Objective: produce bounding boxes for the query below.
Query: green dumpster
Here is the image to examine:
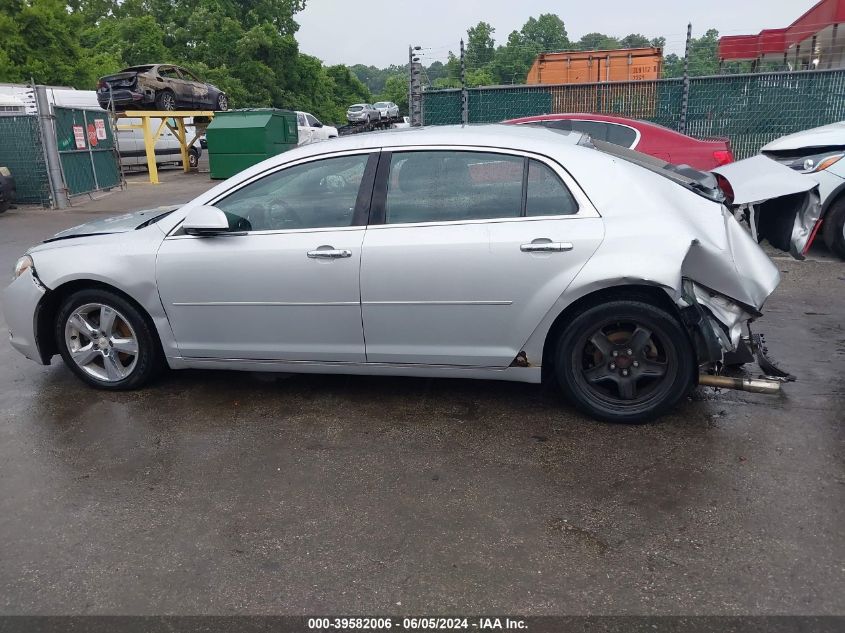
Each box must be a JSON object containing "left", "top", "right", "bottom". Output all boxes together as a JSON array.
[{"left": 206, "top": 109, "right": 298, "bottom": 179}]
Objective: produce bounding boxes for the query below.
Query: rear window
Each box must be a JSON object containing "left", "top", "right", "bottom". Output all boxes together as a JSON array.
[
  {"left": 588, "top": 138, "right": 724, "bottom": 202},
  {"left": 349, "top": 105, "right": 363, "bottom": 112},
  {"left": 374, "top": 102, "right": 388, "bottom": 108}
]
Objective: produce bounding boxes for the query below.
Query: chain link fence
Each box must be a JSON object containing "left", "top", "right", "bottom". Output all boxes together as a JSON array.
[
  {"left": 54, "top": 107, "right": 122, "bottom": 196},
  {"left": 421, "top": 69, "right": 845, "bottom": 159},
  {"left": 0, "top": 115, "right": 51, "bottom": 206}
]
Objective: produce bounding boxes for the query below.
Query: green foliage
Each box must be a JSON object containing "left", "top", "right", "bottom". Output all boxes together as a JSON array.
[
  {"left": 0, "top": 0, "right": 373, "bottom": 125},
  {"left": 466, "top": 21, "right": 495, "bottom": 70},
  {"left": 377, "top": 74, "right": 408, "bottom": 113}
]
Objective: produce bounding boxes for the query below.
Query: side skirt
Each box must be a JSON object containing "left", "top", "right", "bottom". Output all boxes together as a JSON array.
[{"left": 167, "top": 356, "right": 543, "bottom": 384}]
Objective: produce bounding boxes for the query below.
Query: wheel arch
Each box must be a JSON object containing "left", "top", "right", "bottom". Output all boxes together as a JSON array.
[
  {"left": 36, "top": 279, "right": 165, "bottom": 365},
  {"left": 538, "top": 283, "right": 685, "bottom": 382}
]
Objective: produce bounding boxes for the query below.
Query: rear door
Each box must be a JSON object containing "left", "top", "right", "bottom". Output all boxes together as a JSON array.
[
  {"left": 157, "top": 66, "right": 192, "bottom": 106},
  {"left": 359, "top": 148, "right": 604, "bottom": 367},
  {"left": 179, "top": 68, "right": 210, "bottom": 108}
]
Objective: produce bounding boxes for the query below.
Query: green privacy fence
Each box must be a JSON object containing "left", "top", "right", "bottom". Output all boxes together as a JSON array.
[
  {"left": 0, "top": 115, "right": 51, "bottom": 205},
  {"left": 54, "top": 107, "right": 121, "bottom": 196},
  {"left": 421, "top": 69, "right": 845, "bottom": 159}
]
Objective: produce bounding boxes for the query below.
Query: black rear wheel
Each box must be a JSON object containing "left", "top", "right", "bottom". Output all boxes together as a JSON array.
[{"left": 555, "top": 300, "right": 695, "bottom": 423}]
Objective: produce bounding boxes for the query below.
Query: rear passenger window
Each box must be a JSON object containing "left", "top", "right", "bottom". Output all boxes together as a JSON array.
[
  {"left": 606, "top": 123, "right": 638, "bottom": 148},
  {"left": 525, "top": 159, "right": 578, "bottom": 216},
  {"left": 385, "top": 151, "right": 523, "bottom": 224}
]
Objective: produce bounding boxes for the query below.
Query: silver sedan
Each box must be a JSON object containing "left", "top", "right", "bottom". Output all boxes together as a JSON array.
[{"left": 3, "top": 126, "right": 818, "bottom": 422}]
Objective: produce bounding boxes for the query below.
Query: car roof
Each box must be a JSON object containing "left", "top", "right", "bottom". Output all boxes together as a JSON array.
[{"left": 277, "top": 124, "right": 584, "bottom": 160}]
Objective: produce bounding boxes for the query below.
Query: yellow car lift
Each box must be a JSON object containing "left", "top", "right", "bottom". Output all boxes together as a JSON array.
[{"left": 113, "top": 110, "right": 215, "bottom": 185}]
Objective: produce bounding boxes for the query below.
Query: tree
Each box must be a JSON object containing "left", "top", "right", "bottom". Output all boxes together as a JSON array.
[
  {"left": 489, "top": 30, "right": 538, "bottom": 85},
  {"left": 466, "top": 21, "right": 495, "bottom": 70},
  {"left": 378, "top": 74, "right": 408, "bottom": 113},
  {"left": 619, "top": 34, "right": 651, "bottom": 49},
  {"left": 520, "top": 14, "right": 569, "bottom": 52},
  {"left": 576, "top": 32, "right": 622, "bottom": 51},
  {"left": 662, "top": 29, "right": 721, "bottom": 77}
]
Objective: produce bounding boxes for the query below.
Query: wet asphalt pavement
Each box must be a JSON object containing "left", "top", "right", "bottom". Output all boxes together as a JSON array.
[{"left": 0, "top": 177, "right": 843, "bottom": 615}]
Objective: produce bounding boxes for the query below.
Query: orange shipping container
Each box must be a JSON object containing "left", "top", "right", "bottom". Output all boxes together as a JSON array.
[{"left": 526, "top": 47, "right": 663, "bottom": 85}]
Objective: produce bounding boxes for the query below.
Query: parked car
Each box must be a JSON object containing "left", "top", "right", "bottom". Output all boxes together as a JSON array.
[
  {"left": 0, "top": 166, "right": 15, "bottom": 213},
  {"left": 3, "top": 125, "right": 815, "bottom": 423},
  {"left": 97, "top": 65, "right": 229, "bottom": 112},
  {"left": 296, "top": 111, "right": 338, "bottom": 145},
  {"left": 506, "top": 113, "right": 734, "bottom": 170},
  {"left": 393, "top": 116, "right": 411, "bottom": 129},
  {"left": 346, "top": 103, "right": 380, "bottom": 124},
  {"left": 373, "top": 101, "right": 400, "bottom": 121},
  {"left": 760, "top": 122, "right": 845, "bottom": 259}
]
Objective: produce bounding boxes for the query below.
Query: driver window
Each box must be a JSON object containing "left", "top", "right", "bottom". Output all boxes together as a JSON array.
[
  {"left": 306, "top": 114, "right": 320, "bottom": 127},
  {"left": 214, "top": 154, "right": 370, "bottom": 232}
]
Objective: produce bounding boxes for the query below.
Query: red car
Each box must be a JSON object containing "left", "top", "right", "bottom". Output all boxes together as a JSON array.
[{"left": 505, "top": 113, "right": 734, "bottom": 170}]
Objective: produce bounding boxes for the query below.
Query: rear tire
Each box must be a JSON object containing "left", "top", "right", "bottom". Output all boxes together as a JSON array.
[
  {"left": 56, "top": 289, "right": 162, "bottom": 390},
  {"left": 189, "top": 147, "right": 199, "bottom": 168},
  {"left": 822, "top": 197, "right": 845, "bottom": 260},
  {"left": 216, "top": 93, "right": 228, "bottom": 111},
  {"left": 554, "top": 300, "right": 695, "bottom": 424},
  {"left": 155, "top": 89, "right": 176, "bottom": 111}
]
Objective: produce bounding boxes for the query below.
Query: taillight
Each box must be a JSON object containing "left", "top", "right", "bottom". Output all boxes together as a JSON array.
[
  {"left": 714, "top": 174, "right": 734, "bottom": 204},
  {"left": 713, "top": 149, "right": 733, "bottom": 166}
]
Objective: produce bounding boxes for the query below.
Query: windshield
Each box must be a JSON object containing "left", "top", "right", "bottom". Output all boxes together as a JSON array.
[{"left": 587, "top": 138, "right": 725, "bottom": 203}]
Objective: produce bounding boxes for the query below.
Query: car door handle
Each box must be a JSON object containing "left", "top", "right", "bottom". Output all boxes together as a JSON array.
[
  {"left": 307, "top": 248, "right": 352, "bottom": 259},
  {"left": 520, "top": 241, "right": 574, "bottom": 253}
]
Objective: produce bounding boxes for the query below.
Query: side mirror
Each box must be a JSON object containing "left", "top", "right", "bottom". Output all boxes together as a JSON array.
[
  {"left": 314, "top": 121, "right": 323, "bottom": 128},
  {"left": 183, "top": 205, "right": 230, "bottom": 236}
]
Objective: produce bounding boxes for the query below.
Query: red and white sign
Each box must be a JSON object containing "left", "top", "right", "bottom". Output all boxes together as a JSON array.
[
  {"left": 94, "top": 118, "right": 107, "bottom": 140},
  {"left": 72, "top": 125, "right": 86, "bottom": 149}
]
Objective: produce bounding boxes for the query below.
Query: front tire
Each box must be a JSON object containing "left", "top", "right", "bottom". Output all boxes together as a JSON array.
[
  {"left": 554, "top": 300, "right": 695, "bottom": 423},
  {"left": 822, "top": 198, "right": 845, "bottom": 260},
  {"left": 56, "top": 289, "right": 161, "bottom": 390}
]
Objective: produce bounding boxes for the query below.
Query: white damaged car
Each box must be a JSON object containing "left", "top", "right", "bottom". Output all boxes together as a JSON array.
[{"left": 2, "top": 125, "right": 819, "bottom": 423}]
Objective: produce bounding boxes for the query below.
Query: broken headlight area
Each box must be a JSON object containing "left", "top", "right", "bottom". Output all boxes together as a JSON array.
[{"left": 678, "top": 279, "right": 795, "bottom": 385}]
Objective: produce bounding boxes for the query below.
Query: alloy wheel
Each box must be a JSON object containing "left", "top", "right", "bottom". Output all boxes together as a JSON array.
[
  {"left": 217, "top": 94, "right": 228, "bottom": 111},
  {"left": 576, "top": 320, "right": 674, "bottom": 405},
  {"left": 64, "top": 303, "right": 139, "bottom": 383}
]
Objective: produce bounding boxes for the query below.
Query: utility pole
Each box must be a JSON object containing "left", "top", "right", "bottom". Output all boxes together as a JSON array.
[
  {"left": 34, "top": 84, "right": 67, "bottom": 209},
  {"left": 460, "top": 38, "right": 468, "bottom": 125},
  {"left": 679, "top": 22, "right": 692, "bottom": 135},
  {"left": 409, "top": 45, "right": 422, "bottom": 126}
]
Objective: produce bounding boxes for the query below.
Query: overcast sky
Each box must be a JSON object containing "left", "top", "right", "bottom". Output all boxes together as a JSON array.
[{"left": 295, "top": 0, "right": 817, "bottom": 67}]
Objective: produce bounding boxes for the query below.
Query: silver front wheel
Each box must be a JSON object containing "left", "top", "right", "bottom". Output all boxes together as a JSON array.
[{"left": 64, "top": 303, "right": 139, "bottom": 383}]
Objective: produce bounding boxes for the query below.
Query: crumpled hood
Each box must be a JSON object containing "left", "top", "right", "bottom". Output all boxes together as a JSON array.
[
  {"left": 46, "top": 206, "right": 180, "bottom": 242},
  {"left": 761, "top": 121, "right": 845, "bottom": 152}
]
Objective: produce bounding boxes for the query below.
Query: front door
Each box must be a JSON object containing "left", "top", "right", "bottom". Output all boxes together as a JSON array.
[
  {"left": 360, "top": 149, "right": 604, "bottom": 367},
  {"left": 156, "top": 152, "right": 376, "bottom": 362}
]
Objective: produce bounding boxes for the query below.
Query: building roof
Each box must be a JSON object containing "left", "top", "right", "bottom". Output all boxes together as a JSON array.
[{"left": 719, "top": 0, "right": 845, "bottom": 60}]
